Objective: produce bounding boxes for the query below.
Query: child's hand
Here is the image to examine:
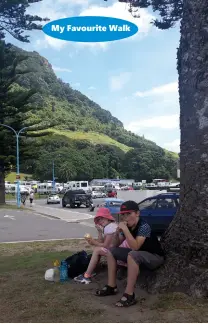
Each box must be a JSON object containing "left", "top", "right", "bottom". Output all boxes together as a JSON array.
[
  {"left": 95, "top": 224, "right": 103, "bottom": 233},
  {"left": 118, "top": 221, "right": 128, "bottom": 232},
  {"left": 85, "top": 237, "right": 95, "bottom": 245}
]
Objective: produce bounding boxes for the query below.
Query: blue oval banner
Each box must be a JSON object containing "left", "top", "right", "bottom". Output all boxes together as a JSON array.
[{"left": 42, "top": 16, "right": 139, "bottom": 42}]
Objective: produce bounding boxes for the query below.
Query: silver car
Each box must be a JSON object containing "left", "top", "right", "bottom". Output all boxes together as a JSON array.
[{"left": 47, "top": 194, "right": 61, "bottom": 204}]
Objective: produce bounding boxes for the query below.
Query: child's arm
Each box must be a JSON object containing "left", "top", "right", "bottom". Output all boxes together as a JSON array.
[
  {"left": 97, "top": 231, "right": 104, "bottom": 243},
  {"left": 87, "top": 234, "right": 114, "bottom": 248},
  {"left": 112, "top": 227, "right": 125, "bottom": 247},
  {"left": 96, "top": 225, "right": 104, "bottom": 243}
]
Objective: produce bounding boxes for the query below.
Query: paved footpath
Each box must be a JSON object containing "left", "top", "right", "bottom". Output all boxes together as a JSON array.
[{"left": 31, "top": 203, "right": 94, "bottom": 222}]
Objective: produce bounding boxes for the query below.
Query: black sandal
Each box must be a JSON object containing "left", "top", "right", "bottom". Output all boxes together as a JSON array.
[
  {"left": 95, "top": 285, "right": 118, "bottom": 296},
  {"left": 115, "top": 293, "right": 137, "bottom": 307}
]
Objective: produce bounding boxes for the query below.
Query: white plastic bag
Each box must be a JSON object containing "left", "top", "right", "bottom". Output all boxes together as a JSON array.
[{"left": 44, "top": 268, "right": 55, "bottom": 281}]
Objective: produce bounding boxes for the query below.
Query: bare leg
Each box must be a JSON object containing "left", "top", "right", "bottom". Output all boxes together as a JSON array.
[
  {"left": 107, "top": 251, "right": 117, "bottom": 287},
  {"left": 115, "top": 254, "right": 139, "bottom": 307},
  {"left": 125, "top": 254, "right": 139, "bottom": 294},
  {"left": 85, "top": 247, "right": 106, "bottom": 276}
]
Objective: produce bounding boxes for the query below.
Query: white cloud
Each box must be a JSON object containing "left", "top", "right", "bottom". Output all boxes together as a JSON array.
[
  {"left": 34, "top": 0, "right": 154, "bottom": 52},
  {"left": 77, "top": 2, "right": 154, "bottom": 50},
  {"left": 164, "top": 139, "right": 180, "bottom": 153},
  {"left": 35, "top": 35, "right": 68, "bottom": 50},
  {"left": 28, "top": 0, "right": 70, "bottom": 20},
  {"left": 52, "top": 66, "right": 72, "bottom": 72},
  {"left": 134, "top": 82, "right": 178, "bottom": 97},
  {"left": 30, "top": 0, "right": 71, "bottom": 50},
  {"left": 125, "top": 114, "right": 179, "bottom": 132},
  {"left": 109, "top": 72, "right": 132, "bottom": 91},
  {"left": 88, "top": 86, "right": 96, "bottom": 90},
  {"left": 57, "top": 0, "right": 89, "bottom": 6}
]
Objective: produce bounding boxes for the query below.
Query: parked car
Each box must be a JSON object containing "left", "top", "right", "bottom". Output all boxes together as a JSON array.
[
  {"left": 102, "top": 193, "right": 179, "bottom": 235},
  {"left": 47, "top": 194, "right": 61, "bottom": 204},
  {"left": 102, "top": 198, "right": 124, "bottom": 221},
  {"left": 91, "top": 191, "right": 106, "bottom": 198},
  {"left": 138, "top": 193, "right": 179, "bottom": 234},
  {"left": 167, "top": 184, "right": 180, "bottom": 192},
  {"left": 62, "top": 189, "right": 92, "bottom": 208},
  {"left": 107, "top": 190, "right": 117, "bottom": 198}
]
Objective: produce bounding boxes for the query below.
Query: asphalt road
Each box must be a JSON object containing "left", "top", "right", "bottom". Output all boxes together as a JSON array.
[
  {"left": 0, "top": 208, "right": 97, "bottom": 243},
  {"left": 34, "top": 197, "right": 105, "bottom": 210}
]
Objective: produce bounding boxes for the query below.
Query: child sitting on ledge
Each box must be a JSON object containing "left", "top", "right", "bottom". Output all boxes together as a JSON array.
[{"left": 74, "top": 207, "right": 117, "bottom": 284}]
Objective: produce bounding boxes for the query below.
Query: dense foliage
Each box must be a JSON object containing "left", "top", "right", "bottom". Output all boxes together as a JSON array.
[
  {"left": 0, "top": 41, "right": 55, "bottom": 203},
  {"left": 117, "top": 0, "right": 182, "bottom": 29},
  {"left": 21, "top": 135, "right": 177, "bottom": 182},
  {"left": 0, "top": 0, "right": 48, "bottom": 42}
]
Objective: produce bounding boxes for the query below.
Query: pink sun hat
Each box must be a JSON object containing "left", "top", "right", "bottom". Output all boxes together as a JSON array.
[{"left": 94, "top": 207, "right": 115, "bottom": 224}]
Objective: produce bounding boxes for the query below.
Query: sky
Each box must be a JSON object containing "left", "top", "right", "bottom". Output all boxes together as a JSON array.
[{"left": 6, "top": 0, "right": 180, "bottom": 152}]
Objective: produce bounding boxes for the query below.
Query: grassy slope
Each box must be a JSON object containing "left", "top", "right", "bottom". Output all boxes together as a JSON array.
[
  {"left": 5, "top": 172, "right": 32, "bottom": 182},
  {"left": 44, "top": 129, "right": 132, "bottom": 153}
]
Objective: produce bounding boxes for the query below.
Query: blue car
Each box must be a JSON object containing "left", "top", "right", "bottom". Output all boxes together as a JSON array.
[
  {"left": 102, "top": 198, "right": 124, "bottom": 217},
  {"left": 102, "top": 193, "right": 179, "bottom": 234},
  {"left": 138, "top": 193, "right": 179, "bottom": 234}
]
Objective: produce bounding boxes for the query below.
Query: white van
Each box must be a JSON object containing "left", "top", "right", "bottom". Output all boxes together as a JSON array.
[
  {"left": 37, "top": 183, "right": 53, "bottom": 194},
  {"left": 67, "top": 181, "right": 89, "bottom": 192}
]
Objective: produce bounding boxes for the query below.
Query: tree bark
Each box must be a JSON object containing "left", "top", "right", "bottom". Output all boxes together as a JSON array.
[
  {"left": 146, "top": 0, "right": 208, "bottom": 298},
  {"left": 0, "top": 170, "right": 5, "bottom": 205}
]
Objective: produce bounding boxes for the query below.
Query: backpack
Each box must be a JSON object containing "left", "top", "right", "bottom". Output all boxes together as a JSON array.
[{"left": 64, "top": 250, "right": 92, "bottom": 279}]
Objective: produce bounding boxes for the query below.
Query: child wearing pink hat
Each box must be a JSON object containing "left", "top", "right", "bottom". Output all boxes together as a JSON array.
[{"left": 74, "top": 207, "right": 118, "bottom": 284}]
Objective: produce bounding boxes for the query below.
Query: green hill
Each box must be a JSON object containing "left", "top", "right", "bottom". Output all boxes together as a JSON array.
[
  {"left": 41, "top": 129, "right": 132, "bottom": 153},
  {"left": 3, "top": 43, "right": 178, "bottom": 182},
  {"left": 5, "top": 172, "right": 32, "bottom": 182}
]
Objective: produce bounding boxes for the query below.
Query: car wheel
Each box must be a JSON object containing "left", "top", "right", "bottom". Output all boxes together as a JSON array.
[{"left": 77, "top": 203, "right": 81, "bottom": 208}]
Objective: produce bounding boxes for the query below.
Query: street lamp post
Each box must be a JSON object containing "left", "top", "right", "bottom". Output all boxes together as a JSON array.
[
  {"left": 52, "top": 160, "right": 55, "bottom": 193},
  {"left": 0, "top": 124, "right": 29, "bottom": 208}
]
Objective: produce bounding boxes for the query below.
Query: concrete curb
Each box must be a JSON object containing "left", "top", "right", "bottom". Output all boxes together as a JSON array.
[{"left": 31, "top": 209, "right": 94, "bottom": 223}]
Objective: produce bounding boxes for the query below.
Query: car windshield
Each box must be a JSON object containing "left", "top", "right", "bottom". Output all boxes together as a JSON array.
[{"left": 108, "top": 201, "right": 122, "bottom": 206}]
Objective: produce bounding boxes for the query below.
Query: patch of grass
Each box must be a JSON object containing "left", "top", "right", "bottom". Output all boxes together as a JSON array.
[
  {"left": 0, "top": 204, "right": 29, "bottom": 210},
  {"left": 150, "top": 292, "right": 201, "bottom": 311},
  {"left": 0, "top": 241, "right": 207, "bottom": 323},
  {"left": 0, "top": 239, "right": 91, "bottom": 257},
  {"left": 43, "top": 129, "right": 132, "bottom": 153},
  {"left": 164, "top": 149, "right": 179, "bottom": 159},
  {"left": 0, "top": 251, "right": 104, "bottom": 323},
  {"left": 5, "top": 172, "right": 32, "bottom": 182},
  {"left": 5, "top": 193, "right": 62, "bottom": 201}
]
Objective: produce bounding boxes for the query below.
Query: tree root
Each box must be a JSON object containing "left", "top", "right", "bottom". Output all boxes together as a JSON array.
[{"left": 136, "top": 253, "right": 208, "bottom": 298}]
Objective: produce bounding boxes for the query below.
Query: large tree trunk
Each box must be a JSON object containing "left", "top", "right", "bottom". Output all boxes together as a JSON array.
[
  {"left": 0, "top": 169, "right": 5, "bottom": 205},
  {"left": 145, "top": 0, "right": 208, "bottom": 297}
]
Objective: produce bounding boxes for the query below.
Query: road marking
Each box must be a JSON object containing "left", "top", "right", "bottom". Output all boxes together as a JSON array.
[
  {"left": 34, "top": 213, "right": 56, "bottom": 220},
  {"left": 4, "top": 215, "right": 16, "bottom": 220}
]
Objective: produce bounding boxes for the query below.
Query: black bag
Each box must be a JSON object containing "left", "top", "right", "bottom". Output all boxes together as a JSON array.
[{"left": 65, "top": 250, "right": 92, "bottom": 279}]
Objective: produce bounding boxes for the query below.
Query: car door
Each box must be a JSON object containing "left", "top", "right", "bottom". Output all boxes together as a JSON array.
[
  {"left": 151, "top": 197, "right": 178, "bottom": 233},
  {"left": 138, "top": 198, "right": 158, "bottom": 229}
]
